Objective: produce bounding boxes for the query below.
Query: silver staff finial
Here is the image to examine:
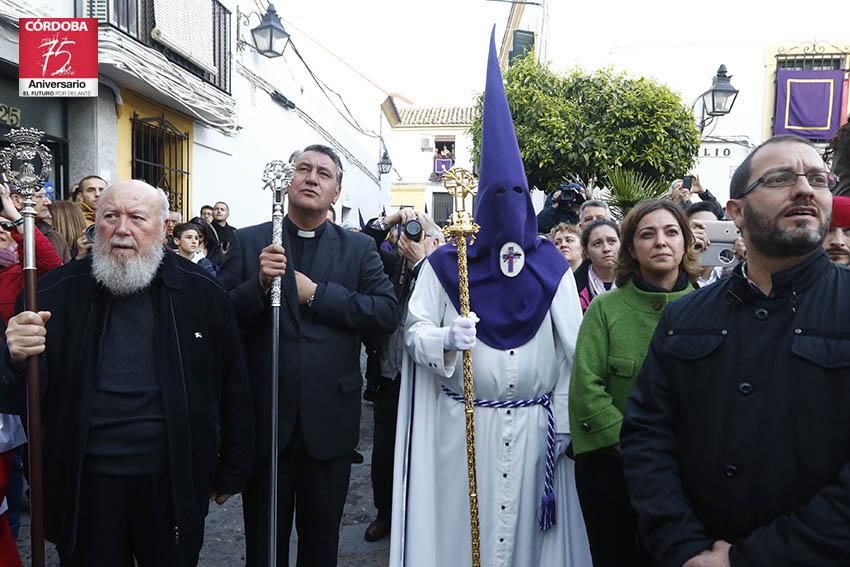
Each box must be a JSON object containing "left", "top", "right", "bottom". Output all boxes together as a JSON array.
[
  {"left": 0, "top": 128, "right": 52, "bottom": 196},
  {"left": 262, "top": 160, "right": 296, "bottom": 193}
]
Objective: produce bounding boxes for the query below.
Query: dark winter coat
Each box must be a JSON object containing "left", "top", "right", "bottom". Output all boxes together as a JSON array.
[
  {"left": 0, "top": 253, "right": 254, "bottom": 556},
  {"left": 219, "top": 220, "right": 399, "bottom": 460},
  {"left": 622, "top": 250, "right": 850, "bottom": 566}
]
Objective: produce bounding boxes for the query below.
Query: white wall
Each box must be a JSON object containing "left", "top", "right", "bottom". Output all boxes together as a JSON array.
[
  {"left": 190, "top": 0, "right": 392, "bottom": 228},
  {"left": 191, "top": 71, "right": 385, "bottom": 227},
  {"left": 385, "top": 125, "right": 474, "bottom": 185},
  {"left": 691, "top": 141, "right": 752, "bottom": 206}
]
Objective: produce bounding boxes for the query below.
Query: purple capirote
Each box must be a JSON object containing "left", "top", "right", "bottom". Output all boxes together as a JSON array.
[{"left": 428, "top": 27, "right": 567, "bottom": 350}]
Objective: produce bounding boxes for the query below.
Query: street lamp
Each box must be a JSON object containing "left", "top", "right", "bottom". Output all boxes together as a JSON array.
[
  {"left": 695, "top": 64, "right": 739, "bottom": 133},
  {"left": 237, "top": 3, "right": 289, "bottom": 58},
  {"left": 378, "top": 149, "right": 392, "bottom": 176}
]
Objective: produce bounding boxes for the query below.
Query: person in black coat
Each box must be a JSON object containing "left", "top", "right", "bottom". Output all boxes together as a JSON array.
[
  {"left": 219, "top": 144, "right": 399, "bottom": 567},
  {"left": 359, "top": 209, "right": 443, "bottom": 542},
  {"left": 2, "top": 180, "right": 254, "bottom": 566},
  {"left": 536, "top": 182, "right": 584, "bottom": 234},
  {"left": 621, "top": 135, "right": 847, "bottom": 567}
]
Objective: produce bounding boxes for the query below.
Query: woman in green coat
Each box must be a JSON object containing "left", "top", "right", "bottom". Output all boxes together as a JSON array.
[{"left": 568, "top": 199, "right": 701, "bottom": 567}]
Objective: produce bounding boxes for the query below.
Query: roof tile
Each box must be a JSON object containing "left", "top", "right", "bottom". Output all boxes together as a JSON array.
[{"left": 397, "top": 106, "right": 474, "bottom": 127}]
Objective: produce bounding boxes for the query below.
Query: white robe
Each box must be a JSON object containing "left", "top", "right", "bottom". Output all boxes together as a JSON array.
[{"left": 390, "top": 262, "right": 591, "bottom": 567}]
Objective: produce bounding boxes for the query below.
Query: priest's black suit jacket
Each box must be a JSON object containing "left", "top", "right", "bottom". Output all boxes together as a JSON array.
[{"left": 219, "top": 220, "right": 399, "bottom": 460}]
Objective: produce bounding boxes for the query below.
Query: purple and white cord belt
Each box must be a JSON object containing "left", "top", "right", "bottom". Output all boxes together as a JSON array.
[{"left": 440, "top": 385, "right": 557, "bottom": 531}]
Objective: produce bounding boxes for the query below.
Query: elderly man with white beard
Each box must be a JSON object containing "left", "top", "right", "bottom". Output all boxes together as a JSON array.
[{"left": 1, "top": 180, "right": 254, "bottom": 566}]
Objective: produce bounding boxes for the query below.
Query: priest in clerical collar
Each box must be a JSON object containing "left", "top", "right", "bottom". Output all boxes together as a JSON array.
[{"left": 219, "top": 144, "right": 400, "bottom": 567}]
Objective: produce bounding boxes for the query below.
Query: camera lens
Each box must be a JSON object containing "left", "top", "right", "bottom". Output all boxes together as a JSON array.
[
  {"left": 403, "top": 219, "right": 423, "bottom": 242},
  {"left": 85, "top": 224, "right": 96, "bottom": 243}
]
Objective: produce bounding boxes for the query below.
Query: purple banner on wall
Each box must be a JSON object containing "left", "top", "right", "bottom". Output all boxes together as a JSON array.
[{"left": 774, "top": 69, "right": 846, "bottom": 139}]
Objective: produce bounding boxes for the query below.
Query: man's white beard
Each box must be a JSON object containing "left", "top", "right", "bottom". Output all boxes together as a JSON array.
[{"left": 91, "top": 236, "right": 164, "bottom": 295}]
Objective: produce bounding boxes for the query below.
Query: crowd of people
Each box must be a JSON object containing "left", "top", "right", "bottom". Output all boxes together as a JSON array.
[{"left": 1, "top": 45, "right": 850, "bottom": 567}]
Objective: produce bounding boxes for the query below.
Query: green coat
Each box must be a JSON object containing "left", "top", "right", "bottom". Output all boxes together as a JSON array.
[{"left": 568, "top": 279, "right": 693, "bottom": 455}]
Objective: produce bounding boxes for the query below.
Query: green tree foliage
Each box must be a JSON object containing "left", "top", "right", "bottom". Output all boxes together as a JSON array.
[{"left": 470, "top": 53, "right": 700, "bottom": 193}]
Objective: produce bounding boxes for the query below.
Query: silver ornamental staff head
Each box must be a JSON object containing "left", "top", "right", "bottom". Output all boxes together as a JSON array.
[
  {"left": 0, "top": 127, "right": 53, "bottom": 197},
  {"left": 262, "top": 160, "right": 296, "bottom": 196}
]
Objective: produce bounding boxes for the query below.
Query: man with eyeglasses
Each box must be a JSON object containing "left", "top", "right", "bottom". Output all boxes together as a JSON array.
[{"left": 621, "top": 135, "right": 850, "bottom": 567}]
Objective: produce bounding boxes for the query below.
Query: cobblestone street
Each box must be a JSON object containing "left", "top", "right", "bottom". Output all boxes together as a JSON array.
[{"left": 16, "top": 396, "right": 390, "bottom": 566}]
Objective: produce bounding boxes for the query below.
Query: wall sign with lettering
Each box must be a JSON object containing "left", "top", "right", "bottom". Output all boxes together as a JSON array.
[{"left": 701, "top": 146, "right": 733, "bottom": 158}]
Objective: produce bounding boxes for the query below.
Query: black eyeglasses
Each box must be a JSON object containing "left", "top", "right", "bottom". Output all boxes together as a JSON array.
[{"left": 741, "top": 169, "right": 838, "bottom": 197}]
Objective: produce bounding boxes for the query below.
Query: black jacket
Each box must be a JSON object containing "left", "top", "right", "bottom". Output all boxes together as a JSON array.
[
  {"left": 211, "top": 222, "right": 237, "bottom": 249},
  {"left": 219, "top": 220, "right": 399, "bottom": 460},
  {"left": 622, "top": 250, "right": 850, "bottom": 566},
  {"left": 536, "top": 192, "right": 579, "bottom": 234},
  {"left": 0, "top": 254, "right": 254, "bottom": 556}
]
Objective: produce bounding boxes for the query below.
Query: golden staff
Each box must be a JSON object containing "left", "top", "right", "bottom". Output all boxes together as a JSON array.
[{"left": 442, "top": 167, "right": 481, "bottom": 567}]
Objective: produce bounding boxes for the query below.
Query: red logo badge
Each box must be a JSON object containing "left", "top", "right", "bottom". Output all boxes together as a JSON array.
[{"left": 19, "top": 18, "right": 98, "bottom": 97}]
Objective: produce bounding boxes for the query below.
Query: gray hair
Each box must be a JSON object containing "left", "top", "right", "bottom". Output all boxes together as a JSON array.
[
  {"left": 579, "top": 199, "right": 610, "bottom": 218},
  {"left": 418, "top": 212, "right": 443, "bottom": 240}
]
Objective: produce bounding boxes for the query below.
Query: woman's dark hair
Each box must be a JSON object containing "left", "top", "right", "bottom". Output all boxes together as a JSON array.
[
  {"left": 580, "top": 219, "right": 620, "bottom": 250},
  {"left": 614, "top": 199, "right": 701, "bottom": 287},
  {"left": 825, "top": 119, "right": 850, "bottom": 165}
]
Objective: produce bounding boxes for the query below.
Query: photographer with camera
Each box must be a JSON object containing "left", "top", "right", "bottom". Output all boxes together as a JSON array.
[
  {"left": 537, "top": 181, "right": 587, "bottom": 234},
  {"left": 362, "top": 208, "right": 443, "bottom": 543}
]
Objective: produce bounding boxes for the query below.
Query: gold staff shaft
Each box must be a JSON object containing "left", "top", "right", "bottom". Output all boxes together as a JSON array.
[
  {"left": 455, "top": 234, "right": 481, "bottom": 567},
  {"left": 442, "top": 167, "right": 481, "bottom": 567}
]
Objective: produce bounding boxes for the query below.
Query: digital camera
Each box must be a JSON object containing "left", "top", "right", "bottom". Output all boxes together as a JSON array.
[
  {"left": 556, "top": 182, "right": 586, "bottom": 208},
  {"left": 402, "top": 219, "right": 423, "bottom": 242}
]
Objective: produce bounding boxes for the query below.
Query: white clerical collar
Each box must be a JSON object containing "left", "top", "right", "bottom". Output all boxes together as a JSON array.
[{"left": 297, "top": 229, "right": 316, "bottom": 239}]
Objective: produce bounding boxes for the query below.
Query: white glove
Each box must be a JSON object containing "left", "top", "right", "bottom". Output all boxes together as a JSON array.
[
  {"left": 555, "top": 433, "right": 570, "bottom": 459},
  {"left": 443, "top": 312, "right": 479, "bottom": 351}
]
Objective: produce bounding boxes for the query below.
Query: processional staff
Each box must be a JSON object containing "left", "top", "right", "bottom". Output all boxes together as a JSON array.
[
  {"left": 261, "top": 159, "right": 296, "bottom": 567},
  {"left": 0, "top": 128, "right": 53, "bottom": 567},
  {"left": 443, "top": 167, "right": 482, "bottom": 567}
]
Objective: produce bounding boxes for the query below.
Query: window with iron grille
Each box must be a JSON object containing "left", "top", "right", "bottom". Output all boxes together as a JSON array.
[
  {"left": 131, "top": 112, "right": 190, "bottom": 218},
  {"left": 432, "top": 192, "right": 453, "bottom": 226},
  {"left": 776, "top": 56, "right": 845, "bottom": 71},
  {"left": 431, "top": 192, "right": 477, "bottom": 227},
  {"left": 102, "top": 0, "right": 231, "bottom": 94}
]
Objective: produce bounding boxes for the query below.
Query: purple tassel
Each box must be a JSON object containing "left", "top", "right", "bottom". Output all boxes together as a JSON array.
[{"left": 538, "top": 490, "right": 556, "bottom": 531}]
